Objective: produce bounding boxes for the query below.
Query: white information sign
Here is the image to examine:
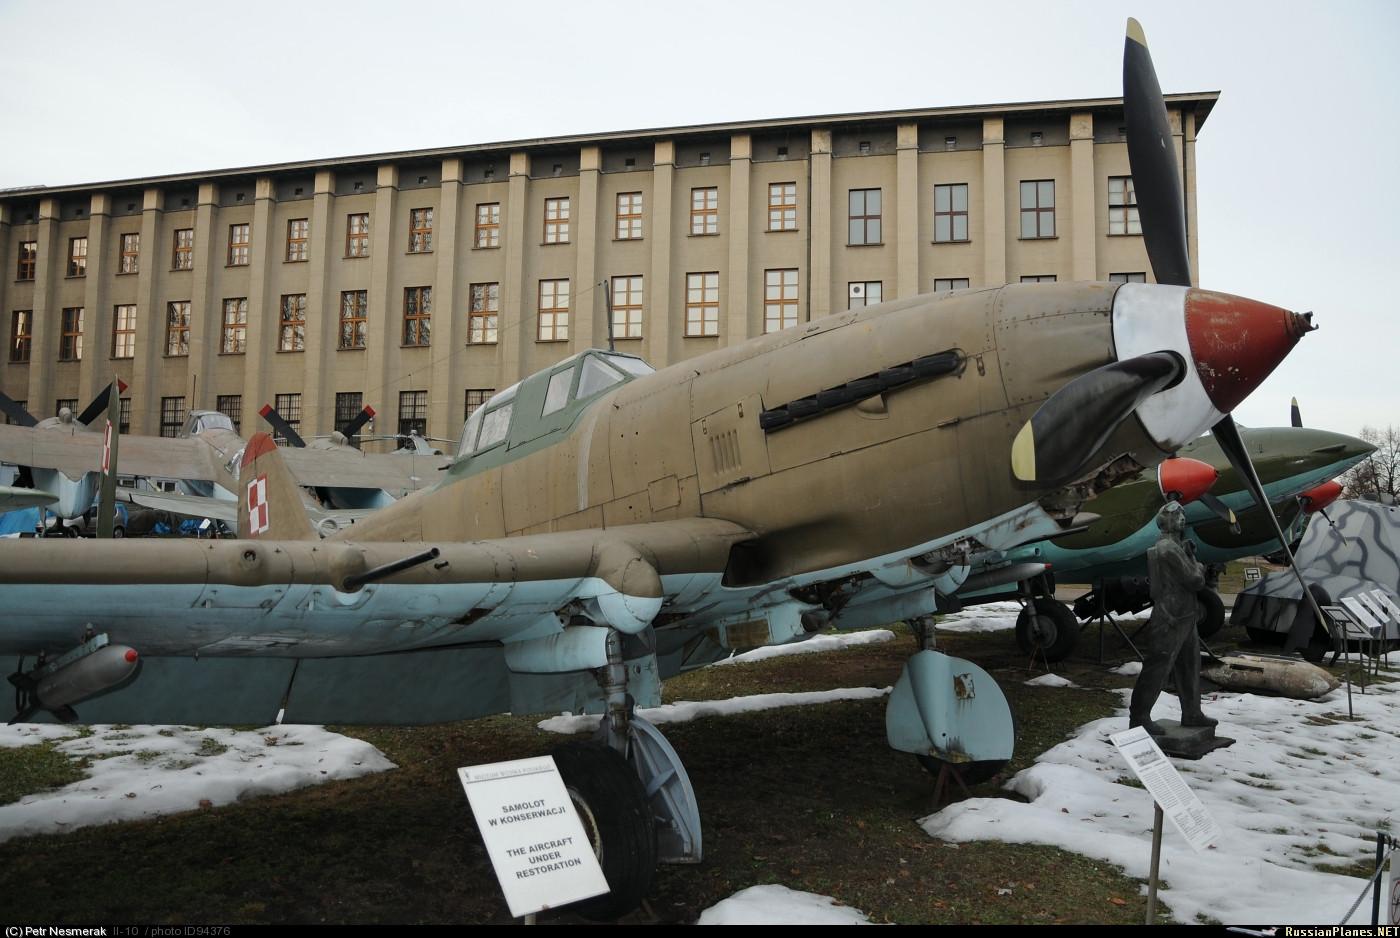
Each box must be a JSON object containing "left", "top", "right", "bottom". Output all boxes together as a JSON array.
[
  {"left": 458, "top": 756, "right": 610, "bottom": 918},
  {"left": 1357, "top": 591, "right": 1392, "bottom": 625},
  {"left": 1110, "top": 726, "right": 1222, "bottom": 853},
  {"left": 1372, "top": 590, "right": 1400, "bottom": 623},
  {"left": 1341, "top": 596, "right": 1384, "bottom": 636},
  {"left": 1244, "top": 567, "right": 1261, "bottom": 583}
]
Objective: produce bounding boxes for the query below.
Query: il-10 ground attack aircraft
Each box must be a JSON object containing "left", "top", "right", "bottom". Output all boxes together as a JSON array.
[
  {"left": 975, "top": 425, "right": 1372, "bottom": 660},
  {"left": 0, "top": 394, "right": 449, "bottom": 522},
  {"left": 0, "top": 20, "right": 1318, "bottom": 914}
]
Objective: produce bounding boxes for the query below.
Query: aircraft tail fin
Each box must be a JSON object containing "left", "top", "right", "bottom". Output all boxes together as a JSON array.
[{"left": 238, "top": 433, "right": 317, "bottom": 541}]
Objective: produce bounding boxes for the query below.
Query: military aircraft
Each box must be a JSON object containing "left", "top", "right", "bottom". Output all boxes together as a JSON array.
[
  {"left": 0, "top": 395, "right": 449, "bottom": 521},
  {"left": 0, "top": 20, "right": 1323, "bottom": 915},
  {"left": 969, "top": 426, "right": 1371, "bottom": 659}
]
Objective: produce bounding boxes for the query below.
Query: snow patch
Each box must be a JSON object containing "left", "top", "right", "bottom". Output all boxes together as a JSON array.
[
  {"left": 0, "top": 723, "right": 395, "bottom": 843},
  {"left": 922, "top": 684, "right": 1400, "bottom": 924},
  {"left": 697, "top": 884, "right": 871, "bottom": 925},
  {"left": 538, "top": 687, "right": 891, "bottom": 734},
  {"left": 1112, "top": 661, "right": 1144, "bottom": 676},
  {"left": 715, "top": 629, "right": 894, "bottom": 666},
  {"left": 1025, "top": 673, "right": 1077, "bottom": 688},
  {"left": 937, "top": 601, "right": 1023, "bottom": 633}
]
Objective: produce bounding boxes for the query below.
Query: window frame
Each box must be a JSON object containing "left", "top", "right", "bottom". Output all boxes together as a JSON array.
[
  {"left": 763, "top": 269, "right": 799, "bottom": 334},
  {"left": 847, "top": 188, "right": 882, "bottom": 245},
  {"left": 67, "top": 237, "right": 88, "bottom": 277},
  {"left": 339, "top": 290, "right": 368, "bottom": 350},
  {"left": 159, "top": 396, "right": 186, "bottom": 438},
  {"left": 402, "top": 286, "right": 432, "bottom": 347},
  {"left": 112, "top": 304, "right": 136, "bottom": 358},
  {"left": 543, "top": 197, "right": 570, "bottom": 244},
  {"left": 220, "top": 297, "right": 248, "bottom": 354},
  {"left": 9, "top": 310, "right": 32, "bottom": 363},
  {"left": 273, "top": 393, "right": 302, "bottom": 443},
  {"left": 226, "top": 223, "right": 250, "bottom": 266},
  {"left": 468, "top": 282, "right": 499, "bottom": 345},
  {"left": 537, "top": 279, "right": 570, "bottom": 342},
  {"left": 1018, "top": 179, "right": 1056, "bottom": 239},
  {"left": 285, "top": 218, "right": 309, "bottom": 262},
  {"left": 1108, "top": 176, "right": 1141, "bottom": 236},
  {"left": 216, "top": 394, "right": 243, "bottom": 433},
  {"left": 172, "top": 228, "right": 194, "bottom": 270},
  {"left": 767, "top": 182, "right": 797, "bottom": 232},
  {"left": 345, "top": 213, "right": 370, "bottom": 258},
  {"left": 59, "top": 307, "right": 84, "bottom": 361},
  {"left": 474, "top": 202, "right": 500, "bottom": 248},
  {"left": 16, "top": 241, "right": 37, "bottom": 281},
  {"left": 118, "top": 232, "right": 140, "bottom": 274},
  {"left": 615, "top": 191, "right": 643, "bottom": 240},
  {"left": 397, "top": 389, "right": 428, "bottom": 437},
  {"left": 684, "top": 271, "right": 720, "bottom": 337},
  {"left": 610, "top": 275, "right": 644, "bottom": 339},
  {"left": 847, "top": 281, "right": 883, "bottom": 310},
  {"left": 933, "top": 278, "right": 970, "bottom": 293},
  {"left": 690, "top": 187, "right": 719, "bottom": 236},
  {"left": 279, "top": 293, "right": 307, "bottom": 352},
  {"left": 166, "top": 300, "right": 191, "bottom": 357},
  {"left": 933, "top": 183, "right": 970, "bottom": 243},
  {"left": 408, "top": 207, "right": 434, "bottom": 253}
]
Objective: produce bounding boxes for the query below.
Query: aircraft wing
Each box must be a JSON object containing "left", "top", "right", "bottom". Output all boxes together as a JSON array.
[
  {"left": 0, "top": 485, "right": 58, "bottom": 511},
  {"left": 121, "top": 488, "right": 238, "bottom": 523},
  {"left": 277, "top": 446, "right": 449, "bottom": 494},
  {"left": 0, "top": 423, "right": 228, "bottom": 482},
  {"left": 0, "top": 517, "right": 751, "bottom": 726}
]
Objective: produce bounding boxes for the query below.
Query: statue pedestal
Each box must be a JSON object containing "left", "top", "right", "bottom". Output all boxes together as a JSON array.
[{"left": 1148, "top": 720, "right": 1235, "bottom": 760}]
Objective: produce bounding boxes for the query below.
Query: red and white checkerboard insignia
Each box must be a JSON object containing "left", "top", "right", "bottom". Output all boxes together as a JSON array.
[{"left": 246, "top": 474, "right": 270, "bottom": 536}]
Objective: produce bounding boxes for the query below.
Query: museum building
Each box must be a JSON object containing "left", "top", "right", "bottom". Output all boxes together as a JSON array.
[{"left": 0, "top": 92, "right": 1215, "bottom": 445}]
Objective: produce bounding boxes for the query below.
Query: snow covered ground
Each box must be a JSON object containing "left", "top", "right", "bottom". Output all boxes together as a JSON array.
[
  {"left": 937, "top": 601, "right": 1023, "bottom": 633},
  {"left": 715, "top": 628, "right": 894, "bottom": 666},
  {"left": 0, "top": 723, "right": 395, "bottom": 843},
  {"left": 697, "top": 885, "right": 871, "bottom": 924},
  {"left": 538, "top": 687, "right": 892, "bottom": 734},
  {"left": 922, "top": 677, "right": 1400, "bottom": 924}
]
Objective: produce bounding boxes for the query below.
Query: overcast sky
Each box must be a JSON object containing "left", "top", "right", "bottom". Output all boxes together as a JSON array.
[{"left": 1, "top": 0, "right": 1395, "bottom": 438}]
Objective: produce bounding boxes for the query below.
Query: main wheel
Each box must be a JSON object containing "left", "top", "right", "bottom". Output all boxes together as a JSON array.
[
  {"left": 1015, "top": 599, "right": 1079, "bottom": 662},
  {"left": 550, "top": 741, "right": 657, "bottom": 920},
  {"left": 1195, "top": 589, "right": 1225, "bottom": 640}
]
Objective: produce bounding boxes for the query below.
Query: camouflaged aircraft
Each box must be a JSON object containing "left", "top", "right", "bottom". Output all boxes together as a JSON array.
[{"left": 0, "top": 20, "right": 1324, "bottom": 915}]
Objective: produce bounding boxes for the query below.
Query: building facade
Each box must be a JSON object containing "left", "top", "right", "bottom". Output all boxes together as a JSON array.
[{"left": 0, "top": 93, "right": 1214, "bottom": 446}]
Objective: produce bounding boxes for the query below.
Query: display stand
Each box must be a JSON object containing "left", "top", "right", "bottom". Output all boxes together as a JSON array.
[{"left": 1086, "top": 590, "right": 1143, "bottom": 665}]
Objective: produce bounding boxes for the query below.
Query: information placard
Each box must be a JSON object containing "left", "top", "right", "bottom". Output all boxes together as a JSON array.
[
  {"left": 1372, "top": 589, "right": 1400, "bottom": 623},
  {"left": 1341, "top": 596, "right": 1384, "bottom": 636},
  {"left": 1110, "top": 726, "right": 1222, "bottom": 853},
  {"left": 459, "top": 756, "right": 610, "bottom": 918}
]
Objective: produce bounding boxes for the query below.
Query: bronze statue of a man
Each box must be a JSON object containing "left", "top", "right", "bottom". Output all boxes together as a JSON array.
[{"left": 1129, "top": 501, "right": 1217, "bottom": 734}]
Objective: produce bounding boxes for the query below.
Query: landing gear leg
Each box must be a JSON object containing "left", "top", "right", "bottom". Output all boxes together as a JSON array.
[{"left": 1014, "top": 575, "right": 1080, "bottom": 663}]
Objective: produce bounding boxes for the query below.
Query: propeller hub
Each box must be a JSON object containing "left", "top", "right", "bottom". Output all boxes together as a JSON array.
[
  {"left": 1299, "top": 479, "right": 1343, "bottom": 514},
  {"left": 1157, "top": 457, "right": 1217, "bottom": 505},
  {"left": 1184, "top": 288, "right": 1310, "bottom": 416}
]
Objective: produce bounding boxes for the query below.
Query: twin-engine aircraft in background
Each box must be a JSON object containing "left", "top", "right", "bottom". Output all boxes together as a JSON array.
[{"left": 0, "top": 19, "right": 1327, "bottom": 915}]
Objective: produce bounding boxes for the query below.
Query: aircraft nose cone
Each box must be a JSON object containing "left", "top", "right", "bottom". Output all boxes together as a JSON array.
[{"left": 1184, "top": 289, "right": 1314, "bottom": 415}]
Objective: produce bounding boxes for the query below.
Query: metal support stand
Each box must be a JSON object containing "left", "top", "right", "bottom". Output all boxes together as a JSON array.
[
  {"left": 1088, "top": 589, "right": 1143, "bottom": 665},
  {"left": 931, "top": 760, "right": 972, "bottom": 807},
  {"left": 1146, "top": 803, "right": 1164, "bottom": 925}
]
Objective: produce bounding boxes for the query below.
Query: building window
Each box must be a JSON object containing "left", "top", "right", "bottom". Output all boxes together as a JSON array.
[
  {"left": 1108, "top": 176, "right": 1141, "bottom": 236},
  {"left": 112, "top": 304, "right": 136, "bottom": 358},
  {"left": 933, "top": 278, "right": 970, "bottom": 292},
  {"left": 768, "top": 182, "right": 797, "bottom": 231},
  {"left": 1020, "top": 274, "right": 1057, "bottom": 283},
  {"left": 538, "top": 279, "right": 569, "bottom": 341},
  {"left": 279, "top": 294, "right": 307, "bottom": 351},
  {"left": 468, "top": 283, "right": 499, "bottom": 344},
  {"left": 690, "top": 187, "right": 718, "bottom": 235},
  {"left": 685, "top": 272, "right": 720, "bottom": 337},
  {"left": 227, "top": 224, "right": 250, "bottom": 266},
  {"left": 16, "top": 241, "right": 37, "bottom": 280},
  {"left": 172, "top": 229, "right": 194, "bottom": 270},
  {"left": 408, "top": 207, "right": 433, "bottom": 253},
  {"left": 848, "top": 189, "right": 882, "bottom": 245},
  {"left": 118, "top": 398, "right": 131, "bottom": 435},
  {"left": 403, "top": 286, "right": 432, "bottom": 346},
  {"left": 159, "top": 396, "right": 186, "bottom": 438},
  {"left": 1109, "top": 272, "right": 1147, "bottom": 284},
  {"left": 4, "top": 398, "right": 28, "bottom": 424},
  {"left": 119, "top": 233, "right": 140, "bottom": 274},
  {"left": 346, "top": 213, "right": 370, "bottom": 257},
  {"left": 763, "top": 269, "right": 799, "bottom": 333},
  {"left": 59, "top": 307, "right": 83, "bottom": 360},
  {"left": 273, "top": 393, "right": 302, "bottom": 443},
  {"left": 286, "top": 218, "right": 309, "bottom": 262},
  {"left": 398, "top": 390, "right": 427, "bottom": 436},
  {"left": 610, "top": 275, "right": 643, "bottom": 339},
  {"left": 544, "top": 197, "right": 570, "bottom": 244},
  {"left": 615, "top": 192, "right": 643, "bottom": 240},
  {"left": 848, "top": 281, "right": 882, "bottom": 309},
  {"left": 9, "top": 310, "right": 32, "bottom": 362},
  {"left": 221, "top": 297, "right": 248, "bottom": 353},
  {"left": 334, "top": 392, "right": 363, "bottom": 441},
  {"left": 1019, "top": 180, "right": 1056, "bottom": 239},
  {"left": 216, "top": 394, "right": 242, "bottom": 433},
  {"left": 474, "top": 203, "right": 500, "bottom": 248},
  {"left": 55, "top": 399, "right": 78, "bottom": 419},
  {"left": 340, "top": 290, "right": 367, "bottom": 349},
  {"left": 68, "top": 237, "right": 88, "bottom": 277},
  {"left": 166, "top": 301, "right": 191, "bottom": 356},
  {"left": 465, "top": 388, "right": 493, "bottom": 418},
  {"left": 934, "top": 183, "right": 969, "bottom": 243}
]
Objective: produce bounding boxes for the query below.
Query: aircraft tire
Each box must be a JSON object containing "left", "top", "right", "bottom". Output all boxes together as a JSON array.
[
  {"left": 1015, "top": 599, "right": 1079, "bottom": 662},
  {"left": 1195, "top": 589, "right": 1225, "bottom": 640},
  {"left": 550, "top": 741, "right": 657, "bottom": 920}
]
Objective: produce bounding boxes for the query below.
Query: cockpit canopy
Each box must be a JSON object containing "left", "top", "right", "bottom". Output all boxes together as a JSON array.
[
  {"left": 181, "top": 410, "right": 236, "bottom": 438},
  {"left": 456, "top": 349, "right": 653, "bottom": 461}
]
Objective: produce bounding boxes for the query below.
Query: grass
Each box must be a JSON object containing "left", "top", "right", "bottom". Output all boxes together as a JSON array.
[
  {"left": 0, "top": 620, "right": 1228, "bottom": 924},
  {"left": 0, "top": 740, "right": 89, "bottom": 806}
]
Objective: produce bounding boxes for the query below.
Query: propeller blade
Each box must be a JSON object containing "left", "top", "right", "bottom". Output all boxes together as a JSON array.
[
  {"left": 1212, "top": 415, "right": 1332, "bottom": 643},
  {"left": 0, "top": 391, "right": 38, "bottom": 427},
  {"left": 1123, "top": 18, "right": 1192, "bottom": 287},
  {"left": 258, "top": 404, "right": 306, "bottom": 448},
  {"left": 76, "top": 379, "right": 129, "bottom": 427},
  {"left": 1290, "top": 396, "right": 1303, "bottom": 428},
  {"left": 1197, "top": 491, "right": 1239, "bottom": 533},
  {"left": 340, "top": 405, "right": 376, "bottom": 439},
  {"left": 1012, "top": 351, "right": 1184, "bottom": 486}
]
